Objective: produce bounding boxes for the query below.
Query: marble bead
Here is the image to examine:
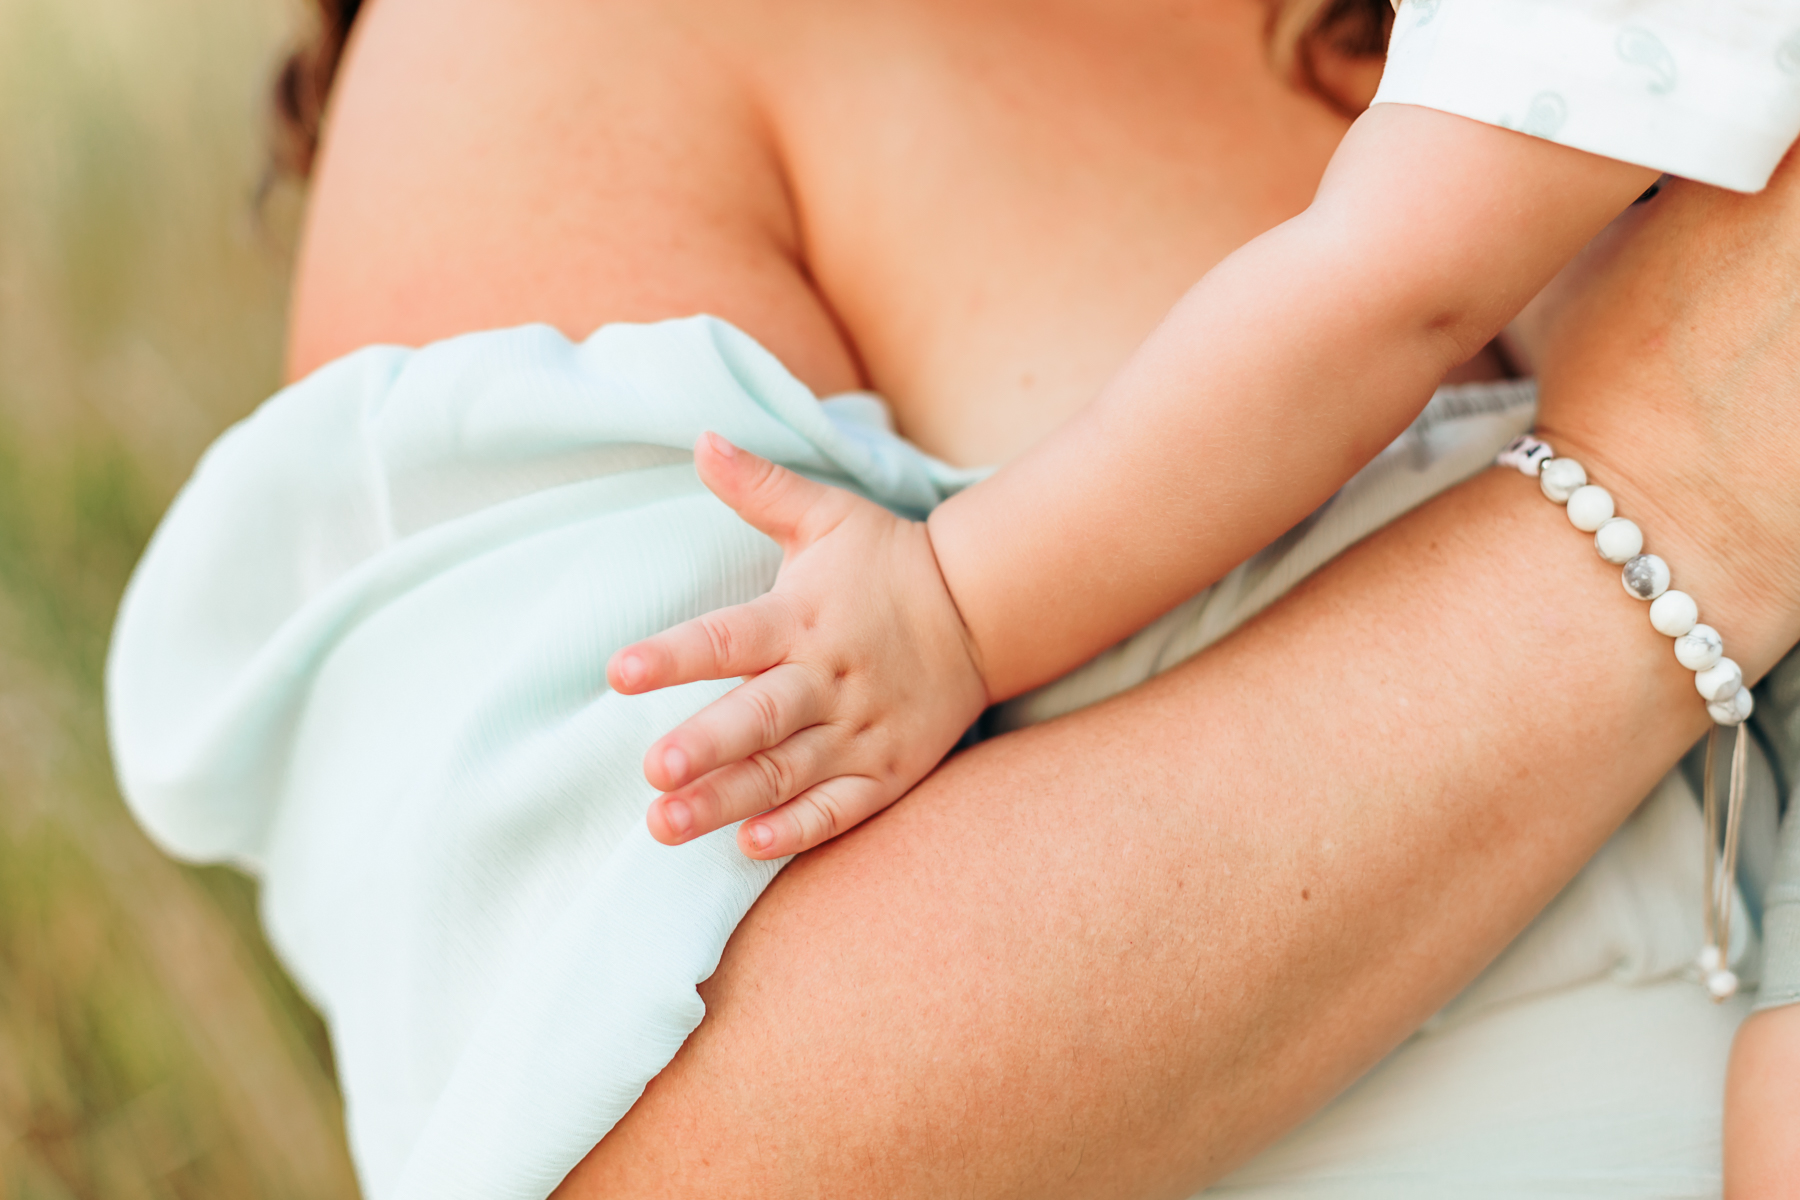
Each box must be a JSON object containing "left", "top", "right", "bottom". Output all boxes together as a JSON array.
[
  {"left": 1675, "top": 624, "right": 1724, "bottom": 671},
  {"left": 1697, "top": 944, "right": 1725, "bottom": 973},
  {"left": 1649, "top": 590, "right": 1699, "bottom": 638},
  {"left": 1593, "top": 517, "right": 1644, "bottom": 565},
  {"left": 1538, "top": 457, "right": 1587, "bottom": 503},
  {"left": 1695, "top": 657, "right": 1743, "bottom": 703},
  {"left": 1705, "top": 967, "right": 1740, "bottom": 1000},
  {"left": 1620, "top": 554, "right": 1670, "bottom": 601},
  {"left": 1565, "top": 485, "right": 1615, "bottom": 532},
  {"left": 1708, "top": 686, "right": 1755, "bottom": 726}
]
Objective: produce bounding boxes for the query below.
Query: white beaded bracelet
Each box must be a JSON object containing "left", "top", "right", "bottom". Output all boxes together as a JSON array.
[{"left": 1498, "top": 434, "right": 1751, "bottom": 1001}]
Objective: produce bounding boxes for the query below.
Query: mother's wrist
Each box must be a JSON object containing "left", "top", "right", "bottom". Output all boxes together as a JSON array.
[
  {"left": 1532, "top": 408, "right": 1800, "bottom": 682},
  {"left": 1522, "top": 165, "right": 1800, "bottom": 680}
]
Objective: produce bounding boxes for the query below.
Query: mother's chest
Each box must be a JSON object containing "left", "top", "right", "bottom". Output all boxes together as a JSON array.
[{"left": 752, "top": 0, "right": 1354, "bottom": 462}]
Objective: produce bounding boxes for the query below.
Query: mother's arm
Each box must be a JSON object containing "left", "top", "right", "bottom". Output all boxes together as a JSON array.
[{"left": 555, "top": 171, "right": 1800, "bottom": 1198}]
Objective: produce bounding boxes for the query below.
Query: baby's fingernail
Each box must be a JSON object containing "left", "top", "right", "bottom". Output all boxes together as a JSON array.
[
  {"left": 747, "top": 823, "right": 773, "bottom": 851},
  {"left": 663, "top": 799, "right": 692, "bottom": 837},
  {"left": 706, "top": 432, "right": 737, "bottom": 459},
  {"left": 661, "top": 746, "right": 688, "bottom": 782},
  {"left": 617, "top": 654, "right": 644, "bottom": 687}
]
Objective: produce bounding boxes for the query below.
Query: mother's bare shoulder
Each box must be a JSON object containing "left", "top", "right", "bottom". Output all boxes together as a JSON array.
[{"left": 287, "top": 0, "right": 861, "bottom": 392}]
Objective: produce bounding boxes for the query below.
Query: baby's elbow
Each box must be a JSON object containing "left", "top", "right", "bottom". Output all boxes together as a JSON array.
[{"left": 1398, "top": 301, "right": 1494, "bottom": 381}]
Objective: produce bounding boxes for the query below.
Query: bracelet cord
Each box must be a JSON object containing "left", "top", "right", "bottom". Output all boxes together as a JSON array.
[
  {"left": 1701, "top": 723, "right": 1749, "bottom": 997},
  {"left": 1497, "top": 433, "right": 1749, "bottom": 1003}
]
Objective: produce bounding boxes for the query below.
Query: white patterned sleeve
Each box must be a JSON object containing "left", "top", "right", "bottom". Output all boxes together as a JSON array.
[{"left": 1372, "top": 0, "right": 1800, "bottom": 194}]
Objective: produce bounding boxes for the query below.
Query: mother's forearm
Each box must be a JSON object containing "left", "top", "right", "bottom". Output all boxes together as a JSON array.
[{"left": 562, "top": 397, "right": 1800, "bottom": 1200}]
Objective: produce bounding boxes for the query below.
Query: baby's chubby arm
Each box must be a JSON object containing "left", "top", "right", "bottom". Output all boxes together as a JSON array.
[
  {"left": 612, "top": 105, "right": 1657, "bottom": 859},
  {"left": 929, "top": 103, "right": 1657, "bottom": 698}
]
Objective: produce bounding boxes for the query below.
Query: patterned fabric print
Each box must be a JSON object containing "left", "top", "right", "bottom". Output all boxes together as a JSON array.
[
  {"left": 1779, "top": 28, "right": 1800, "bottom": 76},
  {"left": 1616, "top": 26, "right": 1677, "bottom": 94}
]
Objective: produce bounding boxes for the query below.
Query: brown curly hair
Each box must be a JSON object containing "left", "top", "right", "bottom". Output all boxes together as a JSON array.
[
  {"left": 269, "top": 0, "right": 1390, "bottom": 180},
  {"left": 1271, "top": 0, "right": 1395, "bottom": 109},
  {"left": 271, "top": 0, "right": 362, "bottom": 179}
]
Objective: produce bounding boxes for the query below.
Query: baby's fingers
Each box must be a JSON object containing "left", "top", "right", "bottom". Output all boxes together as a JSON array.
[
  {"left": 693, "top": 432, "right": 853, "bottom": 548},
  {"left": 648, "top": 723, "right": 843, "bottom": 845},
  {"left": 642, "top": 662, "right": 829, "bottom": 792},
  {"left": 739, "top": 776, "right": 895, "bottom": 858},
  {"left": 608, "top": 592, "right": 802, "bottom": 694}
]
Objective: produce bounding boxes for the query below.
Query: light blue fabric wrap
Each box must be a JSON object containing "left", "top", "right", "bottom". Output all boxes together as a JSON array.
[{"left": 106, "top": 317, "right": 981, "bottom": 1200}]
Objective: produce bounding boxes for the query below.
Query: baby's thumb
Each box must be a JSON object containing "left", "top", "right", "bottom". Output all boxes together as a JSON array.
[{"left": 694, "top": 432, "right": 836, "bottom": 548}]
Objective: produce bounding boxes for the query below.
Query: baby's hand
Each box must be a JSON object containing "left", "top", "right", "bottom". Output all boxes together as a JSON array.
[{"left": 608, "top": 433, "right": 989, "bottom": 859}]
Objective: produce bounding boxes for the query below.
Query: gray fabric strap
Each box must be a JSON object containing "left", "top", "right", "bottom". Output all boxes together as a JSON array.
[{"left": 1756, "top": 800, "right": 1800, "bottom": 1011}]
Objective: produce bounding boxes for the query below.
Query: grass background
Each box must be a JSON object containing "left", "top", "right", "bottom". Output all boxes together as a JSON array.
[{"left": 0, "top": 0, "right": 361, "bottom": 1193}]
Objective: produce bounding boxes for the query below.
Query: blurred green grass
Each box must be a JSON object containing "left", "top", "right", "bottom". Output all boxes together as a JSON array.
[{"left": 0, "top": 0, "right": 360, "bottom": 1194}]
